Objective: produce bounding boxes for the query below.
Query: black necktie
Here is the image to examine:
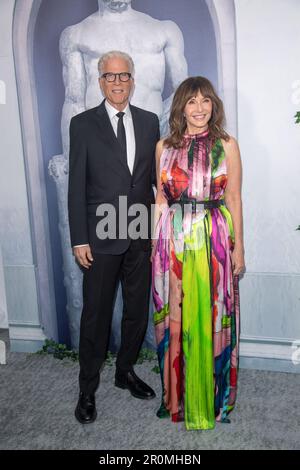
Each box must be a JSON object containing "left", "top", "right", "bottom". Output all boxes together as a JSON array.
[{"left": 116, "top": 112, "right": 127, "bottom": 159}]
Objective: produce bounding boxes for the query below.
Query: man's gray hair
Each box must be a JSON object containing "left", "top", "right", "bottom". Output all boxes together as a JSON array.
[{"left": 98, "top": 51, "right": 135, "bottom": 76}]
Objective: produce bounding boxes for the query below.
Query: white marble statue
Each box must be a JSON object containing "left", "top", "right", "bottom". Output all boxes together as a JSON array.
[
  {"left": 49, "top": 0, "right": 188, "bottom": 348},
  {"left": 60, "top": 0, "right": 188, "bottom": 152}
]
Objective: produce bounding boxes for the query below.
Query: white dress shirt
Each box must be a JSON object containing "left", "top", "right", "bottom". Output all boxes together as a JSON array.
[
  {"left": 73, "top": 100, "right": 136, "bottom": 248},
  {"left": 104, "top": 100, "right": 136, "bottom": 174}
]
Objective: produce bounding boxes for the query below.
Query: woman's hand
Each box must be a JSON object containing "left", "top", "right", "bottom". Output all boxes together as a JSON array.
[{"left": 230, "top": 245, "right": 245, "bottom": 276}]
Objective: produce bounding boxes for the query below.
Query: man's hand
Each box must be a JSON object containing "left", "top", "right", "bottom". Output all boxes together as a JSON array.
[{"left": 73, "top": 245, "right": 94, "bottom": 269}]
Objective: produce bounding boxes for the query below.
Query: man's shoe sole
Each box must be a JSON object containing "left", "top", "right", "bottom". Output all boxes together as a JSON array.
[{"left": 115, "top": 380, "right": 156, "bottom": 400}]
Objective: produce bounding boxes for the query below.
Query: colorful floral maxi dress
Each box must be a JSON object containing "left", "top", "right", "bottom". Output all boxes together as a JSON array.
[{"left": 152, "top": 130, "right": 240, "bottom": 430}]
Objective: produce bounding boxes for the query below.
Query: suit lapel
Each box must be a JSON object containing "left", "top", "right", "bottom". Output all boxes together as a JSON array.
[
  {"left": 95, "top": 100, "right": 131, "bottom": 176},
  {"left": 130, "top": 105, "right": 143, "bottom": 177}
]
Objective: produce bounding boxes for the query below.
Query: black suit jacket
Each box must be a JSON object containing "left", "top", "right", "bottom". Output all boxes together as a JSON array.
[{"left": 68, "top": 100, "right": 160, "bottom": 254}]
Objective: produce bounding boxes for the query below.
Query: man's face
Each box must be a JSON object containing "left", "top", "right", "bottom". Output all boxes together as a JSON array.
[
  {"left": 100, "top": 0, "right": 131, "bottom": 13},
  {"left": 99, "top": 57, "right": 134, "bottom": 110}
]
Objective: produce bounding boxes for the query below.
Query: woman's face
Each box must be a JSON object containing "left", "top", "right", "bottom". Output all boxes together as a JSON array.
[{"left": 183, "top": 91, "right": 213, "bottom": 134}]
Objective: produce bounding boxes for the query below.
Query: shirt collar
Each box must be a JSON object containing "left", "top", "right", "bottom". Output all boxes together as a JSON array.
[{"left": 105, "top": 100, "right": 131, "bottom": 120}]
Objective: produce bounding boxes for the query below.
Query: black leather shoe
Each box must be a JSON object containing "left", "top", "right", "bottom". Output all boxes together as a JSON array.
[
  {"left": 115, "top": 369, "right": 156, "bottom": 400},
  {"left": 75, "top": 392, "right": 97, "bottom": 424}
]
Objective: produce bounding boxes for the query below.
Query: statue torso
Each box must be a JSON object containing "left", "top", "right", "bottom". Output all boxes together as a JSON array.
[{"left": 68, "top": 12, "right": 171, "bottom": 115}]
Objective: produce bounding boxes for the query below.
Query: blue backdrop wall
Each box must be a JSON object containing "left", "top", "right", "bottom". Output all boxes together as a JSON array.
[{"left": 33, "top": 0, "right": 217, "bottom": 345}]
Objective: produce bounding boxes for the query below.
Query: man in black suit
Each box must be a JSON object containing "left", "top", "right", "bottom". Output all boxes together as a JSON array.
[{"left": 68, "top": 50, "right": 159, "bottom": 424}]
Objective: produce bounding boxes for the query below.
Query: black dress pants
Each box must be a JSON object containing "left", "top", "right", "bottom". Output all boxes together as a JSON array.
[{"left": 78, "top": 241, "right": 151, "bottom": 395}]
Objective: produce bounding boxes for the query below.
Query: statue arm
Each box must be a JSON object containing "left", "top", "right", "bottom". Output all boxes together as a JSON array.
[
  {"left": 60, "top": 26, "right": 87, "bottom": 157},
  {"left": 161, "top": 21, "right": 188, "bottom": 136},
  {"left": 164, "top": 20, "right": 188, "bottom": 91}
]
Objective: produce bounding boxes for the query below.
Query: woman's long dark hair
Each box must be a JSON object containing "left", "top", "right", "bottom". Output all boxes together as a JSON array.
[{"left": 164, "top": 76, "right": 230, "bottom": 148}]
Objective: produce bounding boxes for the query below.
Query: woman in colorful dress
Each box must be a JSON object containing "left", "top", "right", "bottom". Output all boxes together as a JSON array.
[{"left": 151, "top": 76, "right": 245, "bottom": 430}]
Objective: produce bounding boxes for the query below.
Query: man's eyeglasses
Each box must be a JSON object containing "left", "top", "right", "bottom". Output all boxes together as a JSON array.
[{"left": 101, "top": 72, "right": 132, "bottom": 83}]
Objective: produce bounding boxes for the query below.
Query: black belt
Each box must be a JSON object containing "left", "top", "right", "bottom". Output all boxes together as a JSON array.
[{"left": 167, "top": 198, "right": 225, "bottom": 212}]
